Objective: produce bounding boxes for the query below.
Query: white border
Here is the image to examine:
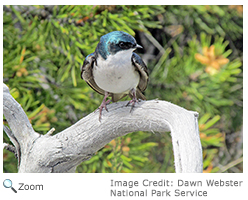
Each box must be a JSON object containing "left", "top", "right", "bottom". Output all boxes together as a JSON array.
[{"left": 1, "top": 2, "right": 247, "bottom": 199}]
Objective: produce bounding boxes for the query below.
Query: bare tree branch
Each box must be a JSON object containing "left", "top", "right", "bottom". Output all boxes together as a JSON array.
[
  {"left": 3, "top": 83, "right": 202, "bottom": 173},
  {"left": 3, "top": 125, "right": 20, "bottom": 163},
  {"left": 3, "top": 143, "right": 18, "bottom": 158}
]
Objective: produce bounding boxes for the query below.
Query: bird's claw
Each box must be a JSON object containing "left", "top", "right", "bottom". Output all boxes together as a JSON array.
[
  {"left": 126, "top": 98, "right": 139, "bottom": 112},
  {"left": 98, "top": 99, "right": 111, "bottom": 121}
]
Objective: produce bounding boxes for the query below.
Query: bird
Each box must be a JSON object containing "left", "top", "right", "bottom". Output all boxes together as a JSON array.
[{"left": 81, "top": 31, "right": 148, "bottom": 121}]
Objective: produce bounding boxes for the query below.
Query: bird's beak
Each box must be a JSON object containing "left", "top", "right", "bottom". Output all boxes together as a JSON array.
[{"left": 135, "top": 44, "right": 143, "bottom": 49}]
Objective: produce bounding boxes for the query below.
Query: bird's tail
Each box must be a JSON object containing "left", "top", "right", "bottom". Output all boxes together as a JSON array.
[{"left": 134, "top": 88, "right": 146, "bottom": 100}]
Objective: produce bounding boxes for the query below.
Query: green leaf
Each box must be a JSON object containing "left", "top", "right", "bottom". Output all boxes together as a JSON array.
[
  {"left": 10, "top": 6, "right": 25, "bottom": 23},
  {"left": 27, "top": 104, "right": 45, "bottom": 119},
  {"left": 198, "top": 113, "right": 211, "bottom": 125},
  {"left": 71, "top": 66, "right": 77, "bottom": 86},
  {"left": 204, "top": 115, "right": 220, "bottom": 130}
]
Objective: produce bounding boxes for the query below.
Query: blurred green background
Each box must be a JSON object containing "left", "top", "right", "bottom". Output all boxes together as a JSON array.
[{"left": 3, "top": 5, "right": 243, "bottom": 173}]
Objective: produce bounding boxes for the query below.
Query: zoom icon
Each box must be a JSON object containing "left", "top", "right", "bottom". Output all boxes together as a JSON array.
[{"left": 3, "top": 179, "right": 17, "bottom": 193}]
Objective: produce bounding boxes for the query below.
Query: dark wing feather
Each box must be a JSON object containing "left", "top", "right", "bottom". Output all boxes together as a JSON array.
[
  {"left": 131, "top": 52, "right": 149, "bottom": 100},
  {"left": 81, "top": 53, "right": 105, "bottom": 96}
]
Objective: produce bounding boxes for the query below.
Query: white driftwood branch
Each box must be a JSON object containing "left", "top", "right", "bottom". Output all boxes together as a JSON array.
[{"left": 3, "top": 83, "right": 203, "bottom": 173}]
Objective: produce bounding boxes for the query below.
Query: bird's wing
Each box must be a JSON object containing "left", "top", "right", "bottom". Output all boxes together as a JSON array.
[
  {"left": 131, "top": 52, "right": 149, "bottom": 100},
  {"left": 81, "top": 53, "right": 105, "bottom": 96}
]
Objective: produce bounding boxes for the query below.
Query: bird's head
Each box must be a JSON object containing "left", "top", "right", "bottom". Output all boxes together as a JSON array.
[{"left": 96, "top": 31, "right": 142, "bottom": 60}]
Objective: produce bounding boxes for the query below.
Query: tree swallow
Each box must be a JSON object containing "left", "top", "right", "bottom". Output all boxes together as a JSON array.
[{"left": 81, "top": 31, "right": 148, "bottom": 120}]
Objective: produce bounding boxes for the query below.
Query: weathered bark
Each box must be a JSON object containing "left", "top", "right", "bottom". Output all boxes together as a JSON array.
[{"left": 3, "top": 83, "right": 203, "bottom": 173}]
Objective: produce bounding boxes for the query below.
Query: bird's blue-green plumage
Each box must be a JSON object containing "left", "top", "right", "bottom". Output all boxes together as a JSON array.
[{"left": 95, "top": 31, "right": 137, "bottom": 60}]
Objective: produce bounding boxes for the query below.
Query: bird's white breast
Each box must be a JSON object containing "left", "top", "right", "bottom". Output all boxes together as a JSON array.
[{"left": 93, "top": 50, "right": 140, "bottom": 94}]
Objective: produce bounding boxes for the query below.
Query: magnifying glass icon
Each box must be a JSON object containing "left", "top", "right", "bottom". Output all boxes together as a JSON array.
[{"left": 3, "top": 179, "right": 17, "bottom": 193}]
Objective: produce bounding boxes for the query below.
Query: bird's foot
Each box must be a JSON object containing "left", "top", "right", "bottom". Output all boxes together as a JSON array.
[
  {"left": 126, "top": 98, "right": 139, "bottom": 112},
  {"left": 97, "top": 99, "right": 111, "bottom": 121},
  {"left": 97, "top": 92, "right": 111, "bottom": 121},
  {"left": 99, "top": 99, "right": 111, "bottom": 112}
]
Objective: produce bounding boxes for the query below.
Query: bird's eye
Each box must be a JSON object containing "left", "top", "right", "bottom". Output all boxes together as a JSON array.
[
  {"left": 118, "top": 42, "right": 133, "bottom": 49},
  {"left": 119, "top": 42, "right": 125, "bottom": 48}
]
